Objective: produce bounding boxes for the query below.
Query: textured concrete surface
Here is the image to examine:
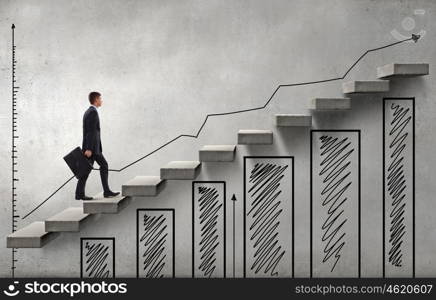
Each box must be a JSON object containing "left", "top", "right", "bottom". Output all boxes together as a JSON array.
[
  {"left": 342, "top": 80, "right": 390, "bottom": 93},
  {"left": 0, "top": 0, "right": 435, "bottom": 278},
  {"left": 238, "top": 129, "right": 274, "bottom": 144},
  {"left": 122, "top": 175, "right": 166, "bottom": 196},
  {"left": 199, "top": 145, "right": 236, "bottom": 162},
  {"left": 160, "top": 161, "right": 201, "bottom": 179},
  {"left": 311, "top": 98, "right": 352, "bottom": 110},
  {"left": 45, "top": 207, "right": 92, "bottom": 232},
  {"left": 275, "top": 114, "right": 312, "bottom": 127},
  {"left": 83, "top": 192, "right": 131, "bottom": 214},
  {"left": 7, "top": 222, "right": 59, "bottom": 248},
  {"left": 377, "top": 63, "right": 429, "bottom": 79}
]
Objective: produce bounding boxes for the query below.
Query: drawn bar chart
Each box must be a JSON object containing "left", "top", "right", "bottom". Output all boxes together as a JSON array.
[
  {"left": 243, "top": 156, "right": 294, "bottom": 278},
  {"left": 192, "top": 181, "right": 226, "bottom": 278},
  {"left": 80, "top": 238, "right": 115, "bottom": 278},
  {"left": 311, "top": 130, "right": 361, "bottom": 278},
  {"left": 383, "top": 98, "right": 415, "bottom": 277},
  {"left": 136, "top": 209, "right": 175, "bottom": 278}
]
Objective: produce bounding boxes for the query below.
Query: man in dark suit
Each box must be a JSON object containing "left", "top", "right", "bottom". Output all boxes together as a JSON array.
[{"left": 75, "top": 91, "right": 120, "bottom": 200}]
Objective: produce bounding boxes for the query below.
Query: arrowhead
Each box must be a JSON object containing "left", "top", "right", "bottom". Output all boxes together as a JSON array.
[
  {"left": 411, "top": 34, "right": 420, "bottom": 43},
  {"left": 11, "top": 24, "right": 15, "bottom": 29},
  {"left": 231, "top": 194, "right": 237, "bottom": 201}
]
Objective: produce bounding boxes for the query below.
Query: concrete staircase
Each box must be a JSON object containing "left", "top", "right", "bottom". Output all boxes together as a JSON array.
[{"left": 6, "top": 62, "right": 429, "bottom": 248}]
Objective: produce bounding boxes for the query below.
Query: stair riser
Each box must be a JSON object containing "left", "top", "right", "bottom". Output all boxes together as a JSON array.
[
  {"left": 199, "top": 151, "right": 235, "bottom": 162},
  {"left": 83, "top": 197, "right": 132, "bottom": 214},
  {"left": 7, "top": 233, "right": 59, "bottom": 248},
  {"left": 238, "top": 133, "right": 273, "bottom": 145},
  {"left": 45, "top": 214, "right": 96, "bottom": 232},
  {"left": 122, "top": 181, "right": 166, "bottom": 196},
  {"left": 161, "top": 168, "right": 201, "bottom": 180},
  {"left": 275, "top": 116, "right": 312, "bottom": 127}
]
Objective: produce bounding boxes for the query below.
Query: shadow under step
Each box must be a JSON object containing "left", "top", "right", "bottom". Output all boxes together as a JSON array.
[
  {"left": 342, "top": 80, "right": 389, "bottom": 94},
  {"left": 83, "top": 192, "right": 131, "bottom": 214},
  {"left": 45, "top": 207, "right": 94, "bottom": 232},
  {"left": 310, "top": 98, "right": 351, "bottom": 110},
  {"left": 122, "top": 176, "right": 166, "bottom": 196},
  {"left": 238, "top": 129, "right": 273, "bottom": 145},
  {"left": 160, "top": 161, "right": 201, "bottom": 180},
  {"left": 7, "top": 221, "right": 59, "bottom": 248},
  {"left": 275, "top": 114, "right": 312, "bottom": 127},
  {"left": 377, "top": 63, "right": 429, "bottom": 79},
  {"left": 199, "top": 145, "right": 236, "bottom": 162}
]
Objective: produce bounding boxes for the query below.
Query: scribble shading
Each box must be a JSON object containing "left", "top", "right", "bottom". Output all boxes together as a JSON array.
[
  {"left": 244, "top": 157, "right": 293, "bottom": 278},
  {"left": 80, "top": 238, "right": 114, "bottom": 278},
  {"left": 311, "top": 130, "right": 360, "bottom": 278},
  {"left": 193, "top": 182, "right": 225, "bottom": 278},
  {"left": 137, "top": 209, "right": 174, "bottom": 278},
  {"left": 318, "top": 135, "right": 354, "bottom": 272},
  {"left": 384, "top": 98, "right": 414, "bottom": 275}
]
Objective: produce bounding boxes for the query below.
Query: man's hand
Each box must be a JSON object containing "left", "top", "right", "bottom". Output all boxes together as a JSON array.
[{"left": 84, "top": 150, "right": 92, "bottom": 158}]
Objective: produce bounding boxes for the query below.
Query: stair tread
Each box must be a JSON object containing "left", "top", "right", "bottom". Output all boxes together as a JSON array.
[
  {"left": 342, "top": 80, "right": 389, "bottom": 94},
  {"left": 275, "top": 114, "right": 312, "bottom": 126},
  {"left": 238, "top": 129, "right": 273, "bottom": 134},
  {"left": 200, "top": 145, "right": 236, "bottom": 151},
  {"left": 46, "top": 207, "right": 89, "bottom": 222},
  {"left": 83, "top": 192, "right": 131, "bottom": 214},
  {"left": 162, "top": 161, "right": 201, "bottom": 169},
  {"left": 311, "top": 98, "right": 351, "bottom": 110},
  {"left": 122, "top": 176, "right": 166, "bottom": 196},
  {"left": 7, "top": 221, "right": 59, "bottom": 248},
  {"left": 377, "top": 63, "right": 429, "bottom": 79},
  {"left": 123, "top": 175, "right": 164, "bottom": 186}
]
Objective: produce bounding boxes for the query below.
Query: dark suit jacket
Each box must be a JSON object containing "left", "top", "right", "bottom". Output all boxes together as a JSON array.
[{"left": 82, "top": 106, "right": 102, "bottom": 155}]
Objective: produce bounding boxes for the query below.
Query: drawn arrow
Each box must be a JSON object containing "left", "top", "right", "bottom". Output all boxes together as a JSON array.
[{"left": 231, "top": 193, "right": 237, "bottom": 278}]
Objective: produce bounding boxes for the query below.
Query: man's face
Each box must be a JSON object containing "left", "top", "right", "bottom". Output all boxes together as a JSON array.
[{"left": 94, "top": 96, "right": 103, "bottom": 107}]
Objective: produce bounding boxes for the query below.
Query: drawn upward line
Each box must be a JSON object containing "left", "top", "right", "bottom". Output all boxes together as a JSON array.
[{"left": 22, "top": 35, "right": 417, "bottom": 220}]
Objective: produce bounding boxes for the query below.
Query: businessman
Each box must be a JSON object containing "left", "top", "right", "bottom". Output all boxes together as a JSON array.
[{"left": 75, "top": 91, "right": 120, "bottom": 200}]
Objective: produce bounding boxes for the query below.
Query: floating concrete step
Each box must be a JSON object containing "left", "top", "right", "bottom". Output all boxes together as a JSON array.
[
  {"left": 83, "top": 192, "right": 131, "bottom": 214},
  {"left": 274, "top": 114, "right": 312, "bottom": 127},
  {"left": 122, "top": 176, "right": 166, "bottom": 196},
  {"left": 45, "top": 207, "right": 93, "bottom": 232},
  {"left": 160, "top": 161, "right": 201, "bottom": 180},
  {"left": 199, "top": 145, "right": 236, "bottom": 162},
  {"left": 238, "top": 129, "right": 273, "bottom": 145},
  {"left": 342, "top": 80, "right": 389, "bottom": 94},
  {"left": 377, "top": 63, "right": 429, "bottom": 79},
  {"left": 310, "top": 98, "right": 351, "bottom": 110},
  {"left": 7, "top": 221, "right": 59, "bottom": 248}
]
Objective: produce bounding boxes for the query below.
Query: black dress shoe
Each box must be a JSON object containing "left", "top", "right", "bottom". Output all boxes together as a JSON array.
[
  {"left": 104, "top": 191, "right": 120, "bottom": 198},
  {"left": 75, "top": 195, "right": 94, "bottom": 201}
]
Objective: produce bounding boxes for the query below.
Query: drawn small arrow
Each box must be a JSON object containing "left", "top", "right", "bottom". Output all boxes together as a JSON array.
[{"left": 231, "top": 193, "right": 237, "bottom": 278}]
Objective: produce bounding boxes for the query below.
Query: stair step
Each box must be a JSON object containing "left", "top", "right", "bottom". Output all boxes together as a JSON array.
[
  {"left": 238, "top": 129, "right": 273, "bottom": 145},
  {"left": 45, "top": 207, "right": 94, "bottom": 232},
  {"left": 122, "top": 176, "right": 166, "bottom": 196},
  {"left": 160, "top": 161, "right": 201, "bottom": 180},
  {"left": 274, "top": 114, "right": 312, "bottom": 127},
  {"left": 83, "top": 192, "right": 131, "bottom": 214},
  {"left": 199, "top": 145, "right": 236, "bottom": 162},
  {"left": 377, "top": 63, "right": 429, "bottom": 79},
  {"left": 310, "top": 98, "right": 351, "bottom": 110},
  {"left": 342, "top": 80, "right": 389, "bottom": 94},
  {"left": 7, "top": 221, "right": 59, "bottom": 248}
]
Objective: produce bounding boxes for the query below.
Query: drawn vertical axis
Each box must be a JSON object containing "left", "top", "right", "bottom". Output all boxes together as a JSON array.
[{"left": 11, "top": 23, "right": 19, "bottom": 278}]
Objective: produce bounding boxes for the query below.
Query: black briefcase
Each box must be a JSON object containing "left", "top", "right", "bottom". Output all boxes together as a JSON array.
[{"left": 63, "top": 147, "right": 93, "bottom": 179}]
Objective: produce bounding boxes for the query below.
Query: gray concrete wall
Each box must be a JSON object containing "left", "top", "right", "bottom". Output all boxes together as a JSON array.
[{"left": 0, "top": 0, "right": 435, "bottom": 277}]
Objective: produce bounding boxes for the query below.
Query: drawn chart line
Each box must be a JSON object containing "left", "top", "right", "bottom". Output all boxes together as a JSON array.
[{"left": 22, "top": 35, "right": 418, "bottom": 219}]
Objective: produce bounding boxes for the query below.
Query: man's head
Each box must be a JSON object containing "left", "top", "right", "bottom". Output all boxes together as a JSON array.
[{"left": 88, "top": 91, "right": 102, "bottom": 107}]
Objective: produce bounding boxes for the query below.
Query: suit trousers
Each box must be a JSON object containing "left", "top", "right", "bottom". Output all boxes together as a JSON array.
[{"left": 75, "top": 153, "right": 110, "bottom": 197}]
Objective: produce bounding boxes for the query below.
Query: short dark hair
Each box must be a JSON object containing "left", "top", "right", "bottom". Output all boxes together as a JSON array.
[{"left": 88, "top": 91, "right": 101, "bottom": 104}]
